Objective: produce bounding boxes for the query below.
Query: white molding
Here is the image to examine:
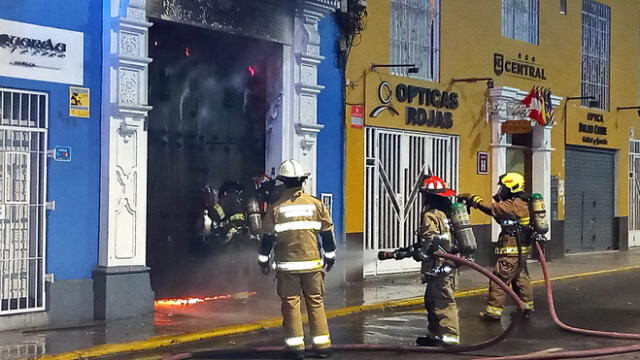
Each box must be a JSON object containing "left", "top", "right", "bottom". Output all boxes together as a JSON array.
[{"left": 100, "top": 0, "right": 152, "bottom": 267}]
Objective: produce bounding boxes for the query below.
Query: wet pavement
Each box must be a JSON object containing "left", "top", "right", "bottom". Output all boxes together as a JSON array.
[
  {"left": 1, "top": 249, "right": 640, "bottom": 360},
  {"left": 118, "top": 269, "right": 640, "bottom": 360}
]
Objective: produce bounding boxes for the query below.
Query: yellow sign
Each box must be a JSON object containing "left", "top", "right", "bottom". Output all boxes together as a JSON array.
[{"left": 69, "top": 86, "right": 90, "bottom": 118}]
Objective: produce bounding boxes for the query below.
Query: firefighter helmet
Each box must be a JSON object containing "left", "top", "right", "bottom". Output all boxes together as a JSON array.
[
  {"left": 498, "top": 172, "right": 525, "bottom": 193},
  {"left": 421, "top": 176, "right": 456, "bottom": 197},
  {"left": 277, "top": 159, "right": 309, "bottom": 180}
]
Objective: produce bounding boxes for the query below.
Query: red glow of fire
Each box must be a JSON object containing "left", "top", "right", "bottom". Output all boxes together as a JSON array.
[
  {"left": 248, "top": 66, "right": 256, "bottom": 77},
  {"left": 154, "top": 291, "right": 257, "bottom": 307},
  {"left": 185, "top": 47, "right": 191, "bottom": 57}
]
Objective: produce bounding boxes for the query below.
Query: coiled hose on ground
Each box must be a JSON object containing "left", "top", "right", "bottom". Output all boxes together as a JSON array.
[
  {"left": 472, "top": 241, "right": 640, "bottom": 360},
  {"left": 166, "top": 244, "right": 640, "bottom": 360}
]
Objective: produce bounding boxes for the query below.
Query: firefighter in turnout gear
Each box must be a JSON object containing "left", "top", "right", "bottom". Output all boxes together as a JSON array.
[
  {"left": 381, "top": 176, "right": 462, "bottom": 347},
  {"left": 258, "top": 160, "right": 336, "bottom": 359},
  {"left": 460, "top": 172, "right": 534, "bottom": 320}
]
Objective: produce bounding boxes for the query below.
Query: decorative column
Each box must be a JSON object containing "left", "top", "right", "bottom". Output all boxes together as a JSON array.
[
  {"left": 94, "top": 0, "right": 154, "bottom": 320},
  {"left": 489, "top": 87, "right": 519, "bottom": 242},
  {"left": 287, "top": 0, "right": 338, "bottom": 195}
]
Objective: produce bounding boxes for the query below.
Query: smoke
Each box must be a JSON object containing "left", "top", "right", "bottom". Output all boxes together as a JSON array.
[{"left": 147, "top": 20, "right": 281, "bottom": 299}]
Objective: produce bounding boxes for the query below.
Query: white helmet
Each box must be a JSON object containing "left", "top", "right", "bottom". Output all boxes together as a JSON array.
[{"left": 277, "top": 159, "right": 309, "bottom": 180}]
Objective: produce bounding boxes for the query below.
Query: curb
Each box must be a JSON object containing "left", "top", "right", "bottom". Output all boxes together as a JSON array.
[{"left": 34, "top": 264, "right": 640, "bottom": 360}]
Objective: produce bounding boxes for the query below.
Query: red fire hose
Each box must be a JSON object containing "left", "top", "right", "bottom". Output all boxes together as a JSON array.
[
  {"left": 165, "top": 244, "right": 640, "bottom": 360},
  {"left": 471, "top": 241, "right": 640, "bottom": 360},
  {"left": 165, "top": 251, "right": 526, "bottom": 359}
]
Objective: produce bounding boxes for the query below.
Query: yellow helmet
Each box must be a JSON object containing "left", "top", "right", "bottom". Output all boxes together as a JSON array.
[{"left": 498, "top": 172, "right": 525, "bottom": 193}]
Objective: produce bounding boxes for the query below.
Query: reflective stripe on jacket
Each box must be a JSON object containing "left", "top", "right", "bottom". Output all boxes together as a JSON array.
[
  {"left": 262, "top": 187, "right": 334, "bottom": 270},
  {"left": 494, "top": 246, "right": 531, "bottom": 255}
]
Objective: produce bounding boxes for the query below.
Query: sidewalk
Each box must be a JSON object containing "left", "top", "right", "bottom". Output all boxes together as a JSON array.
[{"left": 2, "top": 249, "right": 640, "bottom": 360}]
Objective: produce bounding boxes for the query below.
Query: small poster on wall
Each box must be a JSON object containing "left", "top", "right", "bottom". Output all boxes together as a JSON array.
[
  {"left": 69, "top": 86, "right": 90, "bottom": 118},
  {"left": 321, "top": 193, "right": 333, "bottom": 217}
]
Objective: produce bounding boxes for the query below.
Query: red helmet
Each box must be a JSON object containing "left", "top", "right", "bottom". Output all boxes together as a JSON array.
[{"left": 421, "top": 176, "right": 456, "bottom": 197}]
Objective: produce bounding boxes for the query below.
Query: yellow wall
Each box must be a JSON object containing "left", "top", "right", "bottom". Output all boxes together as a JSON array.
[{"left": 345, "top": 0, "right": 640, "bottom": 234}]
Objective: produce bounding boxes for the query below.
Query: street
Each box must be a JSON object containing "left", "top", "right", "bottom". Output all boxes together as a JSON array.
[{"left": 120, "top": 268, "right": 640, "bottom": 360}]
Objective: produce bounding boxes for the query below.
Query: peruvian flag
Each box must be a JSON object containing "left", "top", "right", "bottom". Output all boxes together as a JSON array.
[{"left": 521, "top": 87, "right": 545, "bottom": 126}]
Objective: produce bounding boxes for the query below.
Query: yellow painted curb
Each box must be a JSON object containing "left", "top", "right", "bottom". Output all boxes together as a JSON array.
[{"left": 33, "top": 264, "right": 640, "bottom": 360}]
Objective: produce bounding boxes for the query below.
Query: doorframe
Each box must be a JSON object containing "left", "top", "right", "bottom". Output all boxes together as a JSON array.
[
  {"left": 489, "top": 87, "right": 561, "bottom": 243},
  {"left": 629, "top": 139, "right": 640, "bottom": 247}
]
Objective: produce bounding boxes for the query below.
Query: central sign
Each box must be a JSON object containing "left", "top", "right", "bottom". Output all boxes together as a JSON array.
[{"left": 369, "top": 79, "right": 459, "bottom": 130}]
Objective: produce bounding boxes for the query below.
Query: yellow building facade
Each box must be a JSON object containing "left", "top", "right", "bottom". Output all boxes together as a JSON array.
[{"left": 343, "top": 0, "right": 640, "bottom": 276}]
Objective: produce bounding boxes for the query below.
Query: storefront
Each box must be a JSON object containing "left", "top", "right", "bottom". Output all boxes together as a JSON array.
[
  {"left": 93, "top": 0, "right": 341, "bottom": 314},
  {"left": 343, "top": 0, "right": 640, "bottom": 278},
  {"left": 0, "top": 1, "right": 102, "bottom": 333}
]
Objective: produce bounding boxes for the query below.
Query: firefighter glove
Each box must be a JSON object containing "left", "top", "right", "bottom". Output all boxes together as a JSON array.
[
  {"left": 258, "top": 255, "right": 270, "bottom": 275},
  {"left": 394, "top": 250, "right": 410, "bottom": 260},
  {"left": 324, "top": 256, "right": 335, "bottom": 272}
]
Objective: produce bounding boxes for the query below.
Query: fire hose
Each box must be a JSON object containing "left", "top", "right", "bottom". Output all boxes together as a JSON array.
[
  {"left": 165, "top": 244, "right": 640, "bottom": 360},
  {"left": 470, "top": 241, "right": 640, "bottom": 360},
  {"left": 164, "top": 251, "right": 526, "bottom": 359}
]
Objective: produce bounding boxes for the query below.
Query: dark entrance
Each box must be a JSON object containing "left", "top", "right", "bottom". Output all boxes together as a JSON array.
[
  {"left": 147, "top": 20, "right": 276, "bottom": 298},
  {"left": 564, "top": 146, "right": 616, "bottom": 253}
]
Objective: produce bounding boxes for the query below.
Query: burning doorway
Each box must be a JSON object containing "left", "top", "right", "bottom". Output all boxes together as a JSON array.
[{"left": 147, "top": 20, "right": 277, "bottom": 299}]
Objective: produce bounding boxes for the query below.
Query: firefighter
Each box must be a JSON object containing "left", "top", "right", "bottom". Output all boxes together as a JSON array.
[
  {"left": 460, "top": 172, "right": 534, "bottom": 320},
  {"left": 258, "top": 160, "right": 336, "bottom": 359},
  {"left": 389, "top": 175, "right": 461, "bottom": 346}
]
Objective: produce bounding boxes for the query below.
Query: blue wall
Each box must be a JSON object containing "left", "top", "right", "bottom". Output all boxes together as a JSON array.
[
  {"left": 317, "top": 14, "right": 344, "bottom": 243},
  {"left": 0, "top": 1, "right": 102, "bottom": 280}
]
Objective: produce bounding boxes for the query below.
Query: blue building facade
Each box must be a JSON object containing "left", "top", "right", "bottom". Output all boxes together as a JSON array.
[
  {"left": 0, "top": 1, "right": 103, "bottom": 329},
  {"left": 317, "top": 14, "right": 345, "bottom": 247}
]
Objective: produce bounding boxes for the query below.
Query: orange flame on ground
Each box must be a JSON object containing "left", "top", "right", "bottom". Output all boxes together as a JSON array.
[{"left": 154, "top": 291, "right": 257, "bottom": 307}]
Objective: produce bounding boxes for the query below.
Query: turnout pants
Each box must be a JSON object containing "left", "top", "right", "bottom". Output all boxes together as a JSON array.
[
  {"left": 277, "top": 271, "right": 331, "bottom": 351},
  {"left": 484, "top": 256, "right": 534, "bottom": 317},
  {"left": 424, "top": 273, "right": 459, "bottom": 343}
]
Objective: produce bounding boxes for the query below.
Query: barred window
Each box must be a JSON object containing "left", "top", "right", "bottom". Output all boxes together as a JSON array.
[
  {"left": 581, "top": 0, "right": 610, "bottom": 110},
  {"left": 502, "top": 0, "right": 539, "bottom": 44},
  {"left": 389, "top": 0, "right": 440, "bottom": 82}
]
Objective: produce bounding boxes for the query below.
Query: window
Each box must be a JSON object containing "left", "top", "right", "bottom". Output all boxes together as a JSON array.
[
  {"left": 389, "top": 0, "right": 440, "bottom": 81},
  {"left": 560, "top": 0, "right": 567, "bottom": 15},
  {"left": 502, "top": 0, "right": 539, "bottom": 44},
  {"left": 581, "top": 0, "right": 610, "bottom": 110}
]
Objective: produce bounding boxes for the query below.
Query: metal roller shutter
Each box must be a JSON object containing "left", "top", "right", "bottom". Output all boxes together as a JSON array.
[{"left": 564, "top": 146, "right": 615, "bottom": 253}]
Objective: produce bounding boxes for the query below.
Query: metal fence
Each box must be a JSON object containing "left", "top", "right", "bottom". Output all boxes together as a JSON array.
[
  {"left": 0, "top": 88, "right": 47, "bottom": 315},
  {"left": 364, "top": 127, "right": 458, "bottom": 275}
]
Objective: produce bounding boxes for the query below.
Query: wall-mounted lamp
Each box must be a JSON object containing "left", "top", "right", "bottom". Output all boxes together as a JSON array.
[
  {"left": 566, "top": 96, "right": 600, "bottom": 108},
  {"left": 370, "top": 63, "right": 420, "bottom": 74},
  {"left": 450, "top": 77, "right": 494, "bottom": 89},
  {"left": 616, "top": 105, "right": 640, "bottom": 117}
]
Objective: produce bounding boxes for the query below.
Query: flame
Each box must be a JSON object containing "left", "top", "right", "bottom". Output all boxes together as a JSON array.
[
  {"left": 248, "top": 66, "right": 256, "bottom": 77},
  {"left": 154, "top": 291, "right": 257, "bottom": 307}
]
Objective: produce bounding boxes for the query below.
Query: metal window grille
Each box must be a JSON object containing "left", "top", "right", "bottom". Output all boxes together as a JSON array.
[
  {"left": 581, "top": 0, "right": 610, "bottom": 110},
  {"left": 629, "top": 140, "right": 640, "bottom": 233},
  {"left": 0, "top": 88, "right": 47, "bottom": 316},
  {"left": 501, "top": 0, "right": 539, "bottom": 44},
  {"left": 389, "top": 0, "right": 440, "bottom": 81},
  {"left": 0, "top": 340, "right": 45, "bottom": 359},
  {"left": 364, "top": 127, "right": 458, "bottom": 275}
]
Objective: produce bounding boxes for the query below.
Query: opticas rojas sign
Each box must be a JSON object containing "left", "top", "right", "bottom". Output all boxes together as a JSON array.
[{"left": 369, "top": 80, "right": 459, "bottom": 129}]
